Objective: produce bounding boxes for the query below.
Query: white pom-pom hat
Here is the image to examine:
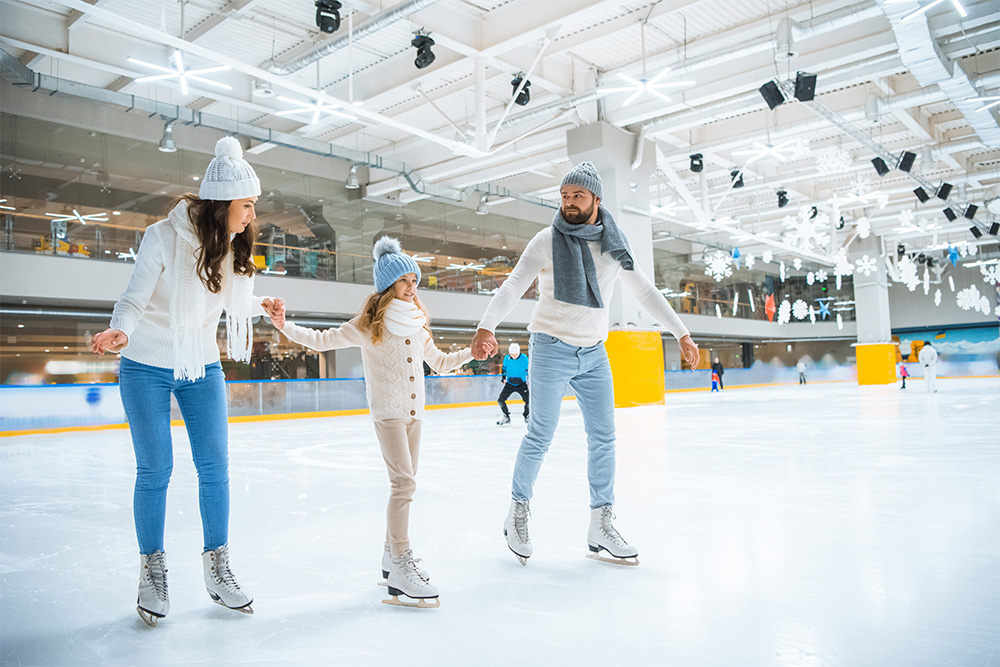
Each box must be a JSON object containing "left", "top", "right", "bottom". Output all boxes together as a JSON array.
[
  {"left": 199, "top": 136, "right": 261, "bottom": 201},
  {"left": 372, "top": 236, "right": 421, "bottom": 292}
]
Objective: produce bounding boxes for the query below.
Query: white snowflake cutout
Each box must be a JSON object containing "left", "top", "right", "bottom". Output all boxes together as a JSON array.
[
  {"left": 793, "top": 257, "right": 803, "bottom": 270},
  {"left": 856, "top": 254, "right": 878, "bottom": 276},
  {"left": 777, "top": 299, "right": 792, "bottom": 325},
  {"left": 792, "top": 299, "right": 809, "bottom": 320},
  {"left": 816, "top": 269, "right": 829, "bottom": 282},
  {"left": 856, "top": 216, "right": 871, "bottom": 239},
  {"left": 934, "top": 288, "right": 941, "bottom": 306},
  {"left": 982, "top": 264, "right": 1000, "bottom": 284},
  {"left": 956, "top": 284, "right": 981, "bottom": 310},
  {"left": 704, "top": 250, "right": 733, "bottom": 282},
  {"left": 806, "top": 271, "right": 815, "bottom": 285},
  {"left": 746, "top": 254, "right": 756, "bottom": 270},
  {"left": 762, "top": 250, "right": 773, "bottom": 264}
]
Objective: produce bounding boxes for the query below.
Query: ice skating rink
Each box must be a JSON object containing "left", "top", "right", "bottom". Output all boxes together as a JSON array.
[{"left": 1, "top": 378, "right": 998, "bottom": 667}]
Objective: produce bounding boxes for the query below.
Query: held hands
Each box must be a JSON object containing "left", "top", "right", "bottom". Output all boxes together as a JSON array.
[
  {"left": 471, "top": 328, "right": 497, "bottom": 361},
  {"left": 261, "top": 298, "right": 286, "bottom": 329},
  {"left": 91, "top": 328, "right": 128, "bottom": 355},
  {"left": 679, "top": 334, "right": 700, "bottom": 369}
]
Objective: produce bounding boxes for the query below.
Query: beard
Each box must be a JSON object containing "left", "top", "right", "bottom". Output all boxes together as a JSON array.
[{"left": 561, "top": 202, "right": 595, "bottom": 224}]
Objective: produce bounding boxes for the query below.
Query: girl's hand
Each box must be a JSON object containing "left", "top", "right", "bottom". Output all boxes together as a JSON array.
[
  {"left": 262, "top": 298, "right": 286, "bottom": 329},
  {"left": 91, "top": 329, "right": 128, "bottom": 355}
]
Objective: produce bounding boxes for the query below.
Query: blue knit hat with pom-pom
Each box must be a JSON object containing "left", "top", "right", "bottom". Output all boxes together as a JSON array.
[{"left": 373, "top": 236, "right": 421, "bottom": 293}]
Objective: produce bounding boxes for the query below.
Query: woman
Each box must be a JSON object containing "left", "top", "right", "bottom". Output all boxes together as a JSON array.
[{"left": 91, "top": 137, "right": 271, "bottom": 626}]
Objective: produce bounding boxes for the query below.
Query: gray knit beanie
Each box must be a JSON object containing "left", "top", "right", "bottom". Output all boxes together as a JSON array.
[
  {"left": 560, "top": 161, "right": 603, "bottom": 199},
  {"left": 199, "top": 137, "right": 261, "bottom": 201}
]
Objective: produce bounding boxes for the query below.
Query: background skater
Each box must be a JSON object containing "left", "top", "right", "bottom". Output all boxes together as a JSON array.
[{"left": 497, "top": 342, "right": 529, "bottom": 425}]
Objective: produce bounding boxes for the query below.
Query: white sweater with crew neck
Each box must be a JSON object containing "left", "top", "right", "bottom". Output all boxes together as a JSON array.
[{"left": 478, "top": 226, "right": 689, "bottom": 347}]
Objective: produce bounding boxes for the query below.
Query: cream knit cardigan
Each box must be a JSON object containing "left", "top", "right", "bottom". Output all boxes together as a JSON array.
[{"left": 279, "top": 317, "right": 473, "bottom": 421}]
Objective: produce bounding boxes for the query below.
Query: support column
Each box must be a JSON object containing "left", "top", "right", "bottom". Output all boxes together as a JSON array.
[
  {"left": 851, "top": 234, "right": 896, "bottom": 385},
  {"left": 565, "top": 122, "right": 663, "bottom": 407}
]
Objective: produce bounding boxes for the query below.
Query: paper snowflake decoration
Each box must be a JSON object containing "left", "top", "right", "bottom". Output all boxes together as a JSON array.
[
  {"left": 833, "top": 249, "right": 854, "bottom": 277},
  {"left": 856, "top": 216, "right": 871, "bottom": 239},
  {"left": 704, "top": 250, "right": 733, "bottom": 282},
  {"left": 979, "top": 296, "right": 991, "bottom": 316},
  {"left": 849, "top": 175, "right": 874, "bottom": 197},
  {"left": 897, "top": 255, "right": 919, "bottom": 291},
  {"left": 806, "top": 271, "right": 815, "bottom": 285},
  {"left": 816, "top": 269, "right": 829, "bottom": 282},
  {"left": 745, "top": 254, "right": 756, "bottom": 270},
  {"left": 981, "top": 264, "right": 1000, "bottom": 284},
  {"left": 856, "top": 254, "right": 878, "bottom": 276},
  {"left": 956, "top": 284, "right": 981, "bottom": 310},
  {"left": 934, "top": 288, "right": 941, "bottom": 306},
  {"left": 777, "top": 299, "right": 792, "bottom": 325},
  {"left": 923, "top": 268, "right": 930, "bottom": 295},
  {"left": 780, "top": 261, "right": 786, "bottom": 281},
  {"left": 793, "top": 258, "right": 803, "bottom": 270},
  {"left": 792, "top": 299, "right": 809, "bottom": 320},
  {"left": 837, "top": 312, "right": 843, "bottom": 330},
  {"left": 783, "top": 206, "right": 831, "bottom": 253},
  {"left": 815, "top": 146, "right": 852, "bottom": 175},
  {"left": 898, "top": 209, "right": 915, "bottom": 226},
  {"left": 762, "top": 250, "right": 773, "bottom": 264},
  {"left": 808, "top": 304, "right": 816, "bottom": 324}
]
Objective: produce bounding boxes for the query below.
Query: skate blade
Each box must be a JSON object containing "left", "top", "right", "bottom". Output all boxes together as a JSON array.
[
  {"left": 586, "top": 552, "right": 639, "bottom": 566},
  {"left": 382, "top": 594, "right": 440, "bottom": 609},
  {"left": 136, "top": 606, "right": 163, "bottom": 627},
  {"left": 210, "top": 595, "right": 254, "bottom": 614}
]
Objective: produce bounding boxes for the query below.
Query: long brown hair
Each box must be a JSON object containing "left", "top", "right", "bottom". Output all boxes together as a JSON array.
[
  {"left": 358, "top": 286, "right": 431, "bottom": 346},
  {"left": 173, "top": 193, "right": 256, "bottom": 294}
]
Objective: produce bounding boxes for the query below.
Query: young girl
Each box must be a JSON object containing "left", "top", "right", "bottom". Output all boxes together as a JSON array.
[
  {"left": 91, "top": 137, "right": 270, "bottom": 626},
  {"left": 267, "top": 237, "right": 471, "bottom": 607}
]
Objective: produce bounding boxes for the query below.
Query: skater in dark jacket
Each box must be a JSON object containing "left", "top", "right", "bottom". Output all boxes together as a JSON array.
[
  {"left": 711, "top": 357, "right": 725, "bottom": 390},
  {"left": 497, "top": 343, "right": 529, "bottom": 425}
]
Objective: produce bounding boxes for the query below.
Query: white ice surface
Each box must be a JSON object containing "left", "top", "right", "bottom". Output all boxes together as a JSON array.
[{"left": 1, "top": 379, "right": 998, "bottom": 666}]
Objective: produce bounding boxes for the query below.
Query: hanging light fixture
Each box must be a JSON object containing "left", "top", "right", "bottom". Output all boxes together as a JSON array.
[
  {"left": 599, "top": 20, "right": 693, "bottom": 106},
  {"left": 345, "top": 164, "right": 361, "bottom": 189},
  {"left": 158, "top": 119, "right": 177, "bottom": 153},
  {"left": 128, "top": 50, "right": 231, "bottom": 95}
]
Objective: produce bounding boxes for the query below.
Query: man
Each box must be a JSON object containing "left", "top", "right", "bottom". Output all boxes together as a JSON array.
[
  {"left": 918, "top": 341, "right": 938, "bottom": 392},
  {"left": 797, "top": 359, "right": 807, "bottom": 385},
  {"left": 471, "top": 161, "right": 699, "bottom": 566},
  {"left": 711, "top": 357, "right": 725, "bottom": 390},
  {"left": 497, "top": 342, "right": 529, "bottom": 425}
]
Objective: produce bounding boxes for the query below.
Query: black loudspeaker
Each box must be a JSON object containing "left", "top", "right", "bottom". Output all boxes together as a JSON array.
[
  {"left": 914, "top": 187, "right": 929, "bottom": 203},
  {"left": 871, "top": 157, "right": 890, "bottom": 177},
  {"left": 943, "top": 208, "right": 957, "bottom": 222},
  {"left": 989, "top": 222, "right": 999, "bottom": 236},
  {"left": 964, "top": 204, "right": 977, "bottom": 220},
  {"left": 794, "top": 71, "right": 817, "bottom": 101},
  {"left": 897, "top": 151, "right": 916, "bottom": 172},
  {"left": 759, "top": 81, "right": 785, "bottom": 110},
  {"left": 936, "top": 183, "right": 953, "bottom": 200},
  {"left": 969, "top": 225, "right": 983, "bottom": 239}
]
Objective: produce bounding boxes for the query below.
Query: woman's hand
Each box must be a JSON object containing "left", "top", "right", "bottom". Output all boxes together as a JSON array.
[
  {"left": 91, "top": 329, "right": 128, "bottom": 355},
  {"left": 262, "top": 298, "right": 286, "bottom": 329},
  {"left": 679, "top": 334, "right": 700, "bottom": 369}
]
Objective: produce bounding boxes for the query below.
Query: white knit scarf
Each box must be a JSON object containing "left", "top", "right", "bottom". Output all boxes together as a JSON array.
[
  {"left": 383, "top": 298, "right": 426, "bottom": 337},
  {"left": 168, "top": 201, "right": 254, "bottom": 381}
]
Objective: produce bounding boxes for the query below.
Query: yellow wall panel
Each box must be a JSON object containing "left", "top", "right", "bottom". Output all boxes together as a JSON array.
[{"left": 604, "top": 331, "right": 665, "bottom": 407}]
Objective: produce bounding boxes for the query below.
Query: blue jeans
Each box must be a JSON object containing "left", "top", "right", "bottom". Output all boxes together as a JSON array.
[
  {"left": 512, "top": 333, "right": 616, "bottom": 509},
  {"left": 119, "top": 358, "right": 230, "bottom": 554}
]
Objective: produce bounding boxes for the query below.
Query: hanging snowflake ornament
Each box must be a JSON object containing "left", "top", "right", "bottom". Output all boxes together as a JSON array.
[
  {"left": 856, "top": 216, "right": 871, "bottom": 239},
  {"left": 934, "top": 288, "right": 941, "bottom": 306},
  {"left": 783, "top": 206, "right": 831, "bottom": 254},
  {"left": 792, "top": 299, "right": 810, "bottom": 320},
  {"left": 815, "top": 146, "right": 852, "bottom": 176},
  {"left": 897, "top": 255, "right": 919, "bottom": 291},
  {"left": 808, "top": 305, "right": 816, "bottom": 324},
  {"left": 816, "top": 269, "right": 829, "bottom": 282},
  {"left": 979, "top": 296, "right": 991, "bottom": 315},
  {"left": 780, "top": 261, "right": 786, "bottom": 281},
  {"left": 704, "top": 250, "right": 733, "bottom": 282},
  {"left": 982, "top": 264, "right": 1000, "bottom": 284},
  {"left": 876, "top": 193, "right": 890, "bottom": 210},
  {"left": 923, "top": 268, "right": 930, "bottom": 295},
  {"left": 898, "top": 209, "right": 915, "bottom": 227},
  {"left": 837, "top": 312, "right": 843, "bottom": 330},
  {"left": 849, "top": 175, "right": 874, "bottom": 198},
  {"left": 746, "top": 254, "right": 756, "bottom": 270},
  {"left": 777, "top": 299, "right": 792, "bottom": 325},
  {"left": 793, "top": 257, "right": 803, "bottom": 270},
  {"left": 834, "top": 249, "right": 854, "bottom": 277},
  {"left": 948, "top": 275, "right": 955, "bottom": 292},
  {"left": 856, "top": 254, "right": 878, "bottom": 276},
  {"left": 762, "top": 250, "right": 773, "bottom": 264},
  {"left": 956, "top": 284, "right": 982, "bottom": 310},
  {"left": 806, "top": 271, "right": 815, "bottom": 285}
]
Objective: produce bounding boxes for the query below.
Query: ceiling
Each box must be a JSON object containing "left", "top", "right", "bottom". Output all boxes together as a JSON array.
[{"left": 1, "top": 0, "right": 999, "bottom": 269}]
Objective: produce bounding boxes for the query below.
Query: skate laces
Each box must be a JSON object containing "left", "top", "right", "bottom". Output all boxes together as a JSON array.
[
  {"left": 599, "top": 507, "right": 628, "bottom": 547},
  {"left": 143, "top": 552, "right": 169, "bottom": 601},
  {"left": 209, "top": 546, "right": 242, "bottom": 591},
  {"left": 395, "top": 550, "right": 430, "bottom": 584},
  {"left": 513, "top": 501, "right": 531, "bottom": 542}
]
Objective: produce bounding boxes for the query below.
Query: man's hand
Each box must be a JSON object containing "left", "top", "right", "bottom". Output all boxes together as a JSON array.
[
  {"left": 91, "top": 328, "right": 128, "bottom": 355},
  {"left": 472, "top": 328, "right": 497, "bottom": 361},
  {"left": 262, "top": 298, "right": 286, "bottom": 329},
  {"left": 679, "top": 334, "right": 700, "bottom": 369}
]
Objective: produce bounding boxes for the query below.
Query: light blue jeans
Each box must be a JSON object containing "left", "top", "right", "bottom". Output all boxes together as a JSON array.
[
  {"left": 511, "top": 333, "right": 616, "bottom": 509},
  {"left": 119, "top": 358, "right": 230, "bottom": 554}
]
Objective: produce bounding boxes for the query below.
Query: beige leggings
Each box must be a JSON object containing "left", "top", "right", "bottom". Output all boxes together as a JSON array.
[{"left": 372, "top": 417, "right": 423, "bottom": 558}]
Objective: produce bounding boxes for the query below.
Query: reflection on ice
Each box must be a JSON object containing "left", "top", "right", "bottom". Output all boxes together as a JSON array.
[{"left": 1, "top": 379, "right": 998, "bottom": 666}]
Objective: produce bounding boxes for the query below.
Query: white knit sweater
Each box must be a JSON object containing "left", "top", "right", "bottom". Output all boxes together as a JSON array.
[
  {"left": 109, "top": 218, "right": 268, "bottom": 371},
  {"left": 279, "top": 317, "right": 473, "bottom": 421},
  {"left": 478, "top": 226, "right": 689, "bottom": 347}
]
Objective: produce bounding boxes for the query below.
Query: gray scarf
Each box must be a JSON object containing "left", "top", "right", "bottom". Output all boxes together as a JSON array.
[{"left": 551, "top": 205, "right": 634, "bottom": 308}]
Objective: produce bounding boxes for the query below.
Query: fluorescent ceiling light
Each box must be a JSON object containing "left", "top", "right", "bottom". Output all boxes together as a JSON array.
[
  {"left": 601, "top": 67, "right": 694, "bottom": 107},
  {"left": 46, "top": 209, "right": 109, "bottom": 225},
  {"left": 275, "top": 95, "right": 357, "bottom": 125},
  {"left": 128, "top": 51, "right": 231, "bottom": 95}
]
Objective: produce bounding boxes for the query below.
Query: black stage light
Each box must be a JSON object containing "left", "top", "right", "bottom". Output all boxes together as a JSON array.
[
  {"left": 810, "top": 206, "right": 818, "bottom": 219},
  {"left": 759, "top": 81, "right": 785, "bottom": 110},
  {"left": 690, "top": 153, "right": 704, "bottom": 173},
  {"left": 315, "top": 0, "right": 342, "bottom": 34},
  {"left": 411, "top": 35, "right": 436, "bottom": 69},
  {"left": 989, "top": 222, "right": 999, "bottom": 236},
  {"left": 511, "top": 76, "right": 531, "bottom": 106},
  {"left": 794, "top": 71, "right": 817, "bottom": 102},
  {"left": 897, "top": 151, "right": 916, "bottom": 172},
  {"left": 936, "top": 182, "right": 952, "bottom": 200},
  {"left": 964, "top": 204, "right": 978, "bottom": 220},
  {"left": 777, "top": 190, "right": 788, "bottom": 208},
  {"left": 943, "top": 208, "right": 957, "bottom": 222},
  {"left": 730, "top": 169, "right": 744, "bottom": 188},
  {"left": 871, "top": 157, "right": 890, "bottom": 177},
  {"left": 969, "top": 225, "right": 983, "bottom": 239},
  {"left": 914, "top": 187, "right": 929, "bottom": 203}
]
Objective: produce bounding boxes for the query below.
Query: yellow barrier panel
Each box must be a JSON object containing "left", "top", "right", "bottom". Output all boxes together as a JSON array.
[
  {"left": 856, "top": 343, "right": 897, "bottom": 385},
  {"left": 604, "top": 330, "right": 665, "bottom": 408}
]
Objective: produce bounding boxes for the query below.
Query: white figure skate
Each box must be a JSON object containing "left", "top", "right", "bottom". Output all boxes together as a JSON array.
[
  {"left": 380, "top": 541, "right": 428, "bottom": 585},
  {"left": 497, "top": 414, "right": 511, "bottom": 426},
  {"left": 503, "top": 499, "right": 532, "bottom": 565},
  {"left": 136, "top": 551, "right": 169, "bottom": 627},
  {"left": 383, "top": 550, "right": 439, "bottom": 608},
  {"left": 202, "top": 544, "right": 254, "bottom": 614},
  {"left": 586, "top": 506, "right": 639, "bottom": 566}
]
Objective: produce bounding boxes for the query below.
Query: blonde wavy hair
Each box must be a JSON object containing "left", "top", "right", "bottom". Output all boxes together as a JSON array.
[{"left": 358, "top": 285, "right": 431, "bottom": 346}]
